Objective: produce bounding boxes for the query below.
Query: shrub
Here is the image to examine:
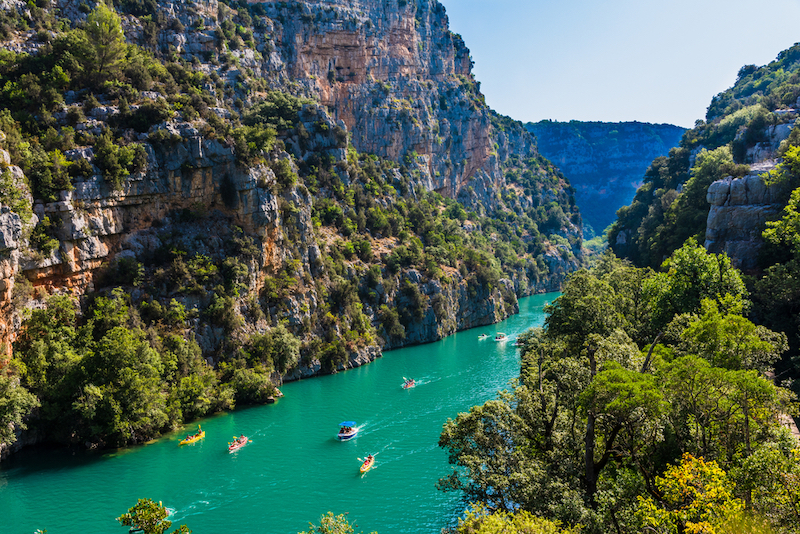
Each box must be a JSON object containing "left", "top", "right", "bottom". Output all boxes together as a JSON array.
[
  {"left": 0, "top": 169, "right": 33, "bottom": 223},
  {"left": 119, "top": 98, "right": 172, "bottom": 132},
  {"left": 29, "top": 215, "right": 60, "bottom": 255},
  {"left": 271, "top": 158, "right": 297, "bottom": 191},
  {"left": 206, "top": 290, "right": 243, "bottom": 332},
  {"left": 379, "top": 305, "right": 405, "bottom": 340},
  {"left": 94, "top": 132, "right": 147, "bottom": 189}
]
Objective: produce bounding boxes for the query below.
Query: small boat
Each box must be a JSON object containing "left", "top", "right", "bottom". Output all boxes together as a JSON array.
[
  {"left": 360, "top": 454, "right": 375, "bottom": 473},
  {"left": 495, "top": 333, "right": 508, "bottom": 341},
  {"left": 514, "top": 339, "right": 524, "bottom": 347},
  {"left": 338, "top": 421, "right": 358, "bottom": 441},
  {"left": 228, "top": 435, "right": 249, "bottom": 452},
  {"left": 402, "top": 377, "right": 415, "bottom": 389},
  {"left": 478, "top": 334, "right": 489, "bottom": 339},
  {"left": 179, "top": 425, "right": 204, "bottom": 445}
]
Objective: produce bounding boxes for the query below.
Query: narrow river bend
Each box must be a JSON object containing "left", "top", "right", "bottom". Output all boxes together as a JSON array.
[{"left": 2, "top": 294, "right": 554, "bottom": 534}]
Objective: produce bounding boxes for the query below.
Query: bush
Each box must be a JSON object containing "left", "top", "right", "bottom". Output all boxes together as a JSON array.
[
  {"left": 118, "top": 98, "right": 172, "bottom": 132},
  {"left": 29, "top": 215, "right": 60, "bottom": 255},
  {"left": 319, "top": 339, "right": 347, "bottom": 373},
  {"left": 228, "top": 367, "right": 275, "bottom": 403},
  {"left": 206, "top": 291, "right": 243, "bottom": 332},
  {"left": 379, "top": 305, "right": 405, "bottom": 340},
  {"left": 271, "top": 158, "right": 297, "bottom": 191},
  {"left": 0, "top": 168, "right": 33, "bottom": 223},
  {"left": 94, "top": 132, "right": 147, "bottom": 189}
]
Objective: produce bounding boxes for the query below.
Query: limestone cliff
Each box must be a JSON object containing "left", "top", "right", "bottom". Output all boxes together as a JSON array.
[
  {"left": 0, "top": 0, "right": 585, "bottom": 454},
  {"left": 704, "top": 167, "right": 789, "bottom": 272},
  {"left": 0, "top": 0, "right": 584, "bottom": 369},
  {"left": 109, "top": 0, "right": 537, "bottom": 210},
  {"left": 703, "top": 121, "right": 797, "bottom": 272},
  {"left": 527, "top": 120, "right": 685, "bottom": 235}
]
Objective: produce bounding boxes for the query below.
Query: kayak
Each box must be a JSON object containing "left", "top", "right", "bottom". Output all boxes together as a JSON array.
[
  {"left": 360, "top": 455, "right": 375, "bottom": 473},
  {"left": 228, "top": 436, "right": 248, "bottom": 452},
  {"left": 179, "top": 428, "right": 205, "bottom": 445},
  {"left": 478, "top": 334, "right": 489, "bottom": 339}
]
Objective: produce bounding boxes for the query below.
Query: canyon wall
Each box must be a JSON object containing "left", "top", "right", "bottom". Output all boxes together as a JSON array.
[{"left": 528, "top": 120, "right": 685, "bottom": 234}]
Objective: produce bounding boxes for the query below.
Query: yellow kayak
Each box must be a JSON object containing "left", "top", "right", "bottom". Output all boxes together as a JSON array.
[
  {"left": 179, "top": 427, "right": 204, "bottom": 445},
  {"left": 360, "top": 455, "right": 375, "bottom": 473}
]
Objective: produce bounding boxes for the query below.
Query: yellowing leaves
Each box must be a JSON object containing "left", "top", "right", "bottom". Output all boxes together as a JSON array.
[{"left": 637, "top": 454, "right": 744, "bottom": 534}]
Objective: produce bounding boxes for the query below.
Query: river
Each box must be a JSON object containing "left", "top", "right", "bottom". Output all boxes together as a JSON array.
[{"left": 1, "top": 293, "right": 554, "bottom": 534}]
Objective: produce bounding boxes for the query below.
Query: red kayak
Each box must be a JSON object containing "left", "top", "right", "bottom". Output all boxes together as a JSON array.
[{"left": 228, "top": 435, "right": 248, "bottom": 452}]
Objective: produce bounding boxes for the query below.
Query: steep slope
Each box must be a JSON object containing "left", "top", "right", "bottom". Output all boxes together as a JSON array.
[
  {"left": 0, "top": 0, "right": 582, "bottom": 454},
  {"left": 608, "top": 41, "right": 800, "bottom": 375},
  {"left": 609, "top": 44, "right": 800, "bottom": 269},
  {"left": 527, "top": 120, "right": 684, "bottom": 236}
]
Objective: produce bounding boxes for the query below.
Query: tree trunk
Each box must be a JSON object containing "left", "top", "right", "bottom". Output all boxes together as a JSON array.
[{"left": 584, "top": 347, "right": 598, "bottom": 506}]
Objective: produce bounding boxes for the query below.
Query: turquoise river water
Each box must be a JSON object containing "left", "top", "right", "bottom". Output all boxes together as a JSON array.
[{"left": 1, "top": 293, "right": 554, "bottom": 534}]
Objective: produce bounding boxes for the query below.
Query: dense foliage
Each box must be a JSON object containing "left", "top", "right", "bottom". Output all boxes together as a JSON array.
[
  {"left": 118, "top": 498, "right": 191, "bottom": 534},
  {"left": 608, "top": 41, "right": 800, "bottom": 394},
  {"left": 0, "top": 2, "right": 581, "bottom": 453},
  {"left": 609, "top": 43, "right": 800, "bottom": 267},
  {"left": 438, "top": 246, "right": 796, "bottom": 533},
  {"left": 298, "top": 512, "right": 376, "bottom": 534}
]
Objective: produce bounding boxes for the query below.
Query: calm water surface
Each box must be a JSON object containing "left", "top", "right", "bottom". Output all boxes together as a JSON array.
[{"left": 1, "top": 294, "right": 554, "bottom": 534}]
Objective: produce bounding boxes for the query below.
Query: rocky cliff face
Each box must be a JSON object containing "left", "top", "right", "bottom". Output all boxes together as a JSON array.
[
  {"left": 704, "top": 123, "right": 796, "bottom": 272},
  {"left": 0, "top": 0, "right": 586, "bottom": 455},
  {"left": 704, "top": 170, "right": 787, "bottom": 271},
  {"left": 0, "top": 0, "right": 581, "bottom": 394},
  {"left": 527, "top": 121, "right": 684, "bottom": 234},
  {"left": 0, "top": 105, "right": 524, "bottom": 369},
  {"left": 112, "top": 0, "right": 522, "bottom": 209}
]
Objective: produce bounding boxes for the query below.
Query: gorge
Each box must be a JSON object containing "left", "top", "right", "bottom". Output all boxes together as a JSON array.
[{"left": 0, "top": 0, "right": 581, "bottom": 458}]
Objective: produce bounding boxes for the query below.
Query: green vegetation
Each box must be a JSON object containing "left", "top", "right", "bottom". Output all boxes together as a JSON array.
[
  {"left": 609, "top": 41, "right": 800, "bottom": 395},
  {"left": 0, "top": 371, "right": 38, "bottom": 446},
  {"left": 298, "top": 512, "right": 376, "bottom": 534},
  {"left": 453, "top": 504, "right": 578, "bottom": 534},
  {"left": 438, "top": 246, "right": 795, "bottom": 533},
  {"left": 9, "top": 285, "right": 286, "bottom": 447},
  {"left": 118, "top": 499, "right": 191, "bottom": 534}
]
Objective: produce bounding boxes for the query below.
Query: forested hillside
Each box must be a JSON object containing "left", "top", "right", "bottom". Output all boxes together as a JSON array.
[
  {"left": 0, "top": 0, "right": 582, "bottom": 457},
  {"left": 608, "top": 44, "right": 800, "bottom": 268},
  {"left": 609, "top": 42, "right": 800, "bottom": 379},
  {"left": 433, "top": 40, "right": 800, "bottom": 534},
  {"left": 439, "top": 246, "right": 797, "bottom": 534}
]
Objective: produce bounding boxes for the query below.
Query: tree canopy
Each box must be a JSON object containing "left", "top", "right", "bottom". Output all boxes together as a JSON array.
[{"left": 438, "top": 245, "right": 794, "bottom": 533}]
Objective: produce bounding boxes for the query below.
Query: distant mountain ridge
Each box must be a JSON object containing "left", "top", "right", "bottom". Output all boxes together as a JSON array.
[{"left": 527, "top": 120, "right": 685, "bottom": 235}]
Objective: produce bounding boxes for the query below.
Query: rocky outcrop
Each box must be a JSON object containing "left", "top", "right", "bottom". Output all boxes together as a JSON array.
[
  {"left": 704, "top": 118, "right": 797, "bottom": 271},
  {"left": 0, "top": 105, "right": 522, "bottom": 371},
  {"left": 100, "top": 0, "right": 567, "bottom": 215},
  {"left": 0, "top": 149, "right": 33, "bottom": 360},
  {"left": 527, "top": 121, "right": 685, "bottom": 234},
  {"left": 705, "top": 168, "right": 789, "bottom": 272}
]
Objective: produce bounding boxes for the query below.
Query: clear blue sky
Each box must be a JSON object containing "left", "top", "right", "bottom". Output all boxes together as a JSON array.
[{"left": 441, "top": 0, "right": 800, "bottom": 128}]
